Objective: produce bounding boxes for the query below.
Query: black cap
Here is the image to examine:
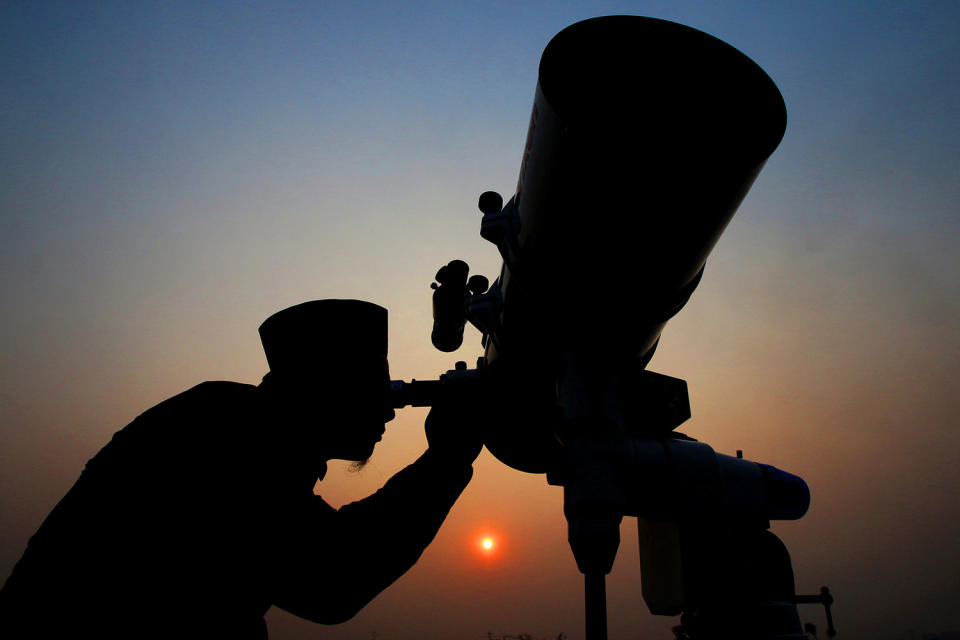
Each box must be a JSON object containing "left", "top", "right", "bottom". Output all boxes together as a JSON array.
[{"left": 259, "top": 299, "right": 388, "bottom": 376}]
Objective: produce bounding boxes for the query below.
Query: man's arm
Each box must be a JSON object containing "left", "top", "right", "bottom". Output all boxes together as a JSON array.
[{"left": 269, "top": 404, "right": 482, "bottom": 623}]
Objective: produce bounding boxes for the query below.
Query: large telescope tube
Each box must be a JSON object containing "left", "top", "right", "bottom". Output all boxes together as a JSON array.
[{"left": 481, "top": 16, "right": 787, "bottom": 472}]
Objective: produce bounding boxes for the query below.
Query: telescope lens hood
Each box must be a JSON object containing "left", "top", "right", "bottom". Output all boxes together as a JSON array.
[{"left": 538, "top": 15, "right": 786, "bottom": 166}]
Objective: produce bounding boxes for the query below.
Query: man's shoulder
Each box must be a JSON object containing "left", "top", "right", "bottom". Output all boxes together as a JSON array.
[
  {"left": 167, "top": 379, "right": 259, "bottom": 404},
  {"left": 136, "top": 380, "right": 259, "bottom": 420},
  {"left": 92, "top": 381, "right": 261, "bottom": 464}
]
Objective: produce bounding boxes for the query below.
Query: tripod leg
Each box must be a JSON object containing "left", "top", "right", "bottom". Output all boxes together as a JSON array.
[{"left": 585, "top": 572, "right": 608, "bottom": 640}]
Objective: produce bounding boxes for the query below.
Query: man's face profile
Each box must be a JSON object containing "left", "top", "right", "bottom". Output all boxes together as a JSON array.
[
  {"left": 276, "top": 359, "right": 395, "bottom": 463},
  {"left": 257, "top": 299, "right": 394, "bottom": 464},
  {"left": 330, "top": 359, "right": 395, "bottom": 461}
]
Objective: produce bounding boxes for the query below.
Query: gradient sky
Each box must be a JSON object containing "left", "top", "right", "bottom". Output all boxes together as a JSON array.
[{"left": 2, "top": 1, "right": 959, "bottom": 639}]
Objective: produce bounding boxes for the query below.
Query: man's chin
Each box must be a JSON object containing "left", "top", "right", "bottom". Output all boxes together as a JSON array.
[{"left": 349, "top": 458, "right": 370, "bottom": 472}]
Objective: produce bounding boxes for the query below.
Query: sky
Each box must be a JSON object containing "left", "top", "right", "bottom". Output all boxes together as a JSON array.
[{"left": 1, "top": 1, "right": 959, "bottom": 638}]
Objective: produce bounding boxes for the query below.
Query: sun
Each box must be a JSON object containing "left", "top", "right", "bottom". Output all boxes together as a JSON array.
[{"left": 477, "top": 535, "right": 496, "bottom": 554}]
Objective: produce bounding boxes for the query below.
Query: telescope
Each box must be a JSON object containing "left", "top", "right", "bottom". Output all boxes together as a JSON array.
[{"left": 392, "top": 16, "right": 835, "bottom": 640}]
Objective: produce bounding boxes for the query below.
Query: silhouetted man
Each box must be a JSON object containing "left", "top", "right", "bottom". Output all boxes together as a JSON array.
[{"left": 0, "top": 300, "right": 482, "bottom": 638}]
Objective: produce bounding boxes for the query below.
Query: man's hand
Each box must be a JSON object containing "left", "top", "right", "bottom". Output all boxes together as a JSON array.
[{"left": 424, "top": 400, "right": 484, "bottom": 468}]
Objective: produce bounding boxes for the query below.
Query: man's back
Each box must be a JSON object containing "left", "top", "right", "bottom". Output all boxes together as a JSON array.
[{"left": 0, "top": 381, "right": 275, "bottom": 637}]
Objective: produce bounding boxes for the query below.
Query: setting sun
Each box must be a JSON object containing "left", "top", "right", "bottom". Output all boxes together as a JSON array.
[{"left": 477, "top": 535, "right": 496, "bottom": 554}]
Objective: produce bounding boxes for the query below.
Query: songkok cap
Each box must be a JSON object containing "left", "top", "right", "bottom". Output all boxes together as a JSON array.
[{"left": 259, "top": 299, "right": 388, "bottom": 376}]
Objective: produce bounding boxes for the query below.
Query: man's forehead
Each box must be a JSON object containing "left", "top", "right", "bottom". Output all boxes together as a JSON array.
[{"left": 305, "top": 357, "right": 389, "bottom": 383}]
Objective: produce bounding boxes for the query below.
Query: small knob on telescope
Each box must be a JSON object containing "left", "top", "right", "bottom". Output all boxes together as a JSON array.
[
  {"left": 478, "top": 191, "right": 503, "bottom": 215},
  {"left": 467, "top": 274, "right": 489, "bottom": 295},
  {"left": 436, "top": 259, "right": 469, "bottom": 286}
]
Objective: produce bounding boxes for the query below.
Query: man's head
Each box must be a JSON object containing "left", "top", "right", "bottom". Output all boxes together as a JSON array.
[{"left": 258, "top": 299, "right": 396, "bottom": 462}]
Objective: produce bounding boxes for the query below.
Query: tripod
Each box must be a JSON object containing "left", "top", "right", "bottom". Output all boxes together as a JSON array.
[{"left": 547, "top": 359, "right": 831, "bottom": 640}]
